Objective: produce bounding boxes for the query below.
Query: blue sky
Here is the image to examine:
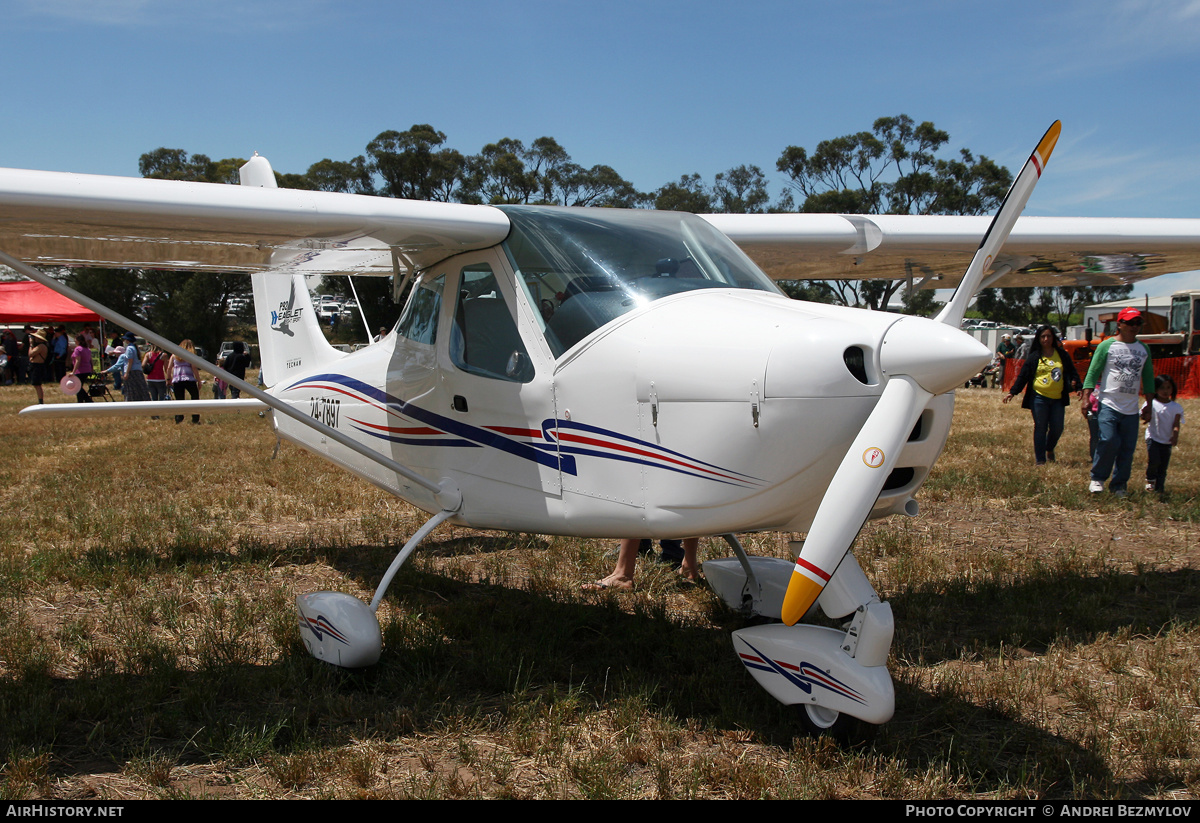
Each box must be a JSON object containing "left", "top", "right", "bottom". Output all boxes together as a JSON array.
[{"left": 3, "top": 0, "right": 1199, "bottom": 295}]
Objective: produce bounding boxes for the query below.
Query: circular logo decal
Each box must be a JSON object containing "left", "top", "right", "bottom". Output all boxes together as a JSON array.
[{"left": 862, "top": 447, "right": 885, "bottom": 468}]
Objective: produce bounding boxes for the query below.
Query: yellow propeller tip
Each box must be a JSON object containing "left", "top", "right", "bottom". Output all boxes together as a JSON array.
[
  {"left": 1035, "top": 121, "right": 1061, "bottom": 170},
  {"left": 780, "top": 572, "right": 824, "bottom": 626}
]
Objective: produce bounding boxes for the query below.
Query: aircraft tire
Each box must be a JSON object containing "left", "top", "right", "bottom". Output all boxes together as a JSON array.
[{"left": 798, "top": 704, "right": 873, "bottom": 743}]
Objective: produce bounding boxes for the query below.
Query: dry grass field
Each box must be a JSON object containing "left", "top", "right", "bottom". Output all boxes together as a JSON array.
[{"left": 0, "top": 380, "right": 1198, "bottom": 799}]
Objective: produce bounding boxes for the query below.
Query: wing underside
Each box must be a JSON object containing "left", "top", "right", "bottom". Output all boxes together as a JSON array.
[
  {"left": 0, "top": 166, "right": 1196, "bottom": 287},
  {"left": 0, "top": 167, "right": 511, "bottom": 276},
  {"left": 703, "top": 213, "right": 1200, "bottom": 288}
]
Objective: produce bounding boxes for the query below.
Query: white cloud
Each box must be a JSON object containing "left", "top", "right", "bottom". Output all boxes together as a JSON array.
[
  {"left": 1042, "top": 0, "right": 1200, "bottom": 73},
  {"left": 1027, "top": 127, "right": 1200, "bottom": 216}
]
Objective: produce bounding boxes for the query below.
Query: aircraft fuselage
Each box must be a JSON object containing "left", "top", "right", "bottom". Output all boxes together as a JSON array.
[{"left": 266, "top": 207, "right": 964, "bottom": 538}]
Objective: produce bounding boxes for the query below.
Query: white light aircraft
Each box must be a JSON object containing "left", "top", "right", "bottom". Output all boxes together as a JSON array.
[{"left": 3, "top": 122, "right": 1199, "bottom": 735}]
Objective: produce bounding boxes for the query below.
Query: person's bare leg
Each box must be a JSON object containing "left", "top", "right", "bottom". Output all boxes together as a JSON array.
[
  {"left": 584, "top": 538, "right": 639, "bottom": 589},
  {"left": 679, "top": 538, "right": 700, "bottom": 582}
]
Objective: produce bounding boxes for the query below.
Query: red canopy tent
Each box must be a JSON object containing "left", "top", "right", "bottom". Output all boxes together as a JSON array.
[{"left": 0, "top": 280, "right": 100, "bottom": 323}]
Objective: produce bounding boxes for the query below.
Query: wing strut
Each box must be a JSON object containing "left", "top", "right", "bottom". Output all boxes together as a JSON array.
[
  {"left": 0, "top": 248, "right": 460, "bottom": 511},
  {"left": 346, "top": 276, "right": 373, "bottom": 340}
]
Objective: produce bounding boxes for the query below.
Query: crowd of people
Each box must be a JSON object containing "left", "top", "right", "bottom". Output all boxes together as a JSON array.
[
  {"left": 3, "top": 324, "right": 87, "bottom": 389},
  {"left": 2, "top": 324, "right": 253, "bottom": 423},
  {"left": 999, "top": 308, "right": 1185, "bottom": 497},
  {"left": 3, "top": 324, "right": 101, "bottom": 403}
]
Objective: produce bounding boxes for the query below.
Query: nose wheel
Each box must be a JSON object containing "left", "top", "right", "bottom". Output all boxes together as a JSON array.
[
  {"left": 798, "top": 704, "right": 866, "bottom": 742},
  {"left": 803, "top": 703, "right": 841, "bottom": 730},
  {"left": 796, "top": 700, "right": 854, "bottom": 743},
  {"left": 728, "top": 550, "right": 896, "bottom": 737}
]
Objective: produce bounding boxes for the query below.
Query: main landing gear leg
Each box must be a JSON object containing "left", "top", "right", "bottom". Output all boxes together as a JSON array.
[
  {"left": 704, "top": 534, "right": 796, "bottom": 619},
  {"left": 295, "top": 508, "right": 456, "bottom": 668}
]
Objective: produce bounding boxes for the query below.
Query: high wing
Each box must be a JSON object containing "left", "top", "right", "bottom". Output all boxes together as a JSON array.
[
  {"left": 1, "top": 164, "right": 1197, "bottom": 286},
  {"left": 703, "top": 213, "right": 1200, "bottom": 288},
  {"left": 0, "top": 165, "right": 509, "bottom": 276}
]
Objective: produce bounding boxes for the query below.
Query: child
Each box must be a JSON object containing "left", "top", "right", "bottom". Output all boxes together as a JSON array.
[{"left": 1144, "top": 375, "right": 1184, "bottom": 493}]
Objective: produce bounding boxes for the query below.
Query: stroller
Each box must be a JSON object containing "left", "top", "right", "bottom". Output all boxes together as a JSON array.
[
  {"left": 85, "top": 372, "right": 117, "bottom": 401},
  {"left": 965, "top": 356, "right": 1001, "bottom": 388}
]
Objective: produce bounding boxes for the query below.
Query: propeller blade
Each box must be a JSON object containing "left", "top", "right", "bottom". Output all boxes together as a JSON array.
[
  {"left": 780, "top": 375, "right": 932, "bottom": 626},
  {"left": 936, "top": 121, "right": 1061, "bottom": 328},
  {"left": 780, "top": 122, "right": 1062, "bottom": 627}
]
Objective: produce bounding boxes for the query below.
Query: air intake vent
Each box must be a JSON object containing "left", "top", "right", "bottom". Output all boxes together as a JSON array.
[
  {"left": 883, "top": 467, "right": 914, "bottom": 491},
  {"left": 907, "top": 410, "right": 930, "bottom": 442},
  {"left": 843, "top": 346, "right": 869, "bottom": 384}
]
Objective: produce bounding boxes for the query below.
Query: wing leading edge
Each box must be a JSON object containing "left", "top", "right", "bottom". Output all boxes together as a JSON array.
[
  {"left": 704, "top": 213, "right": 1200, "bottom": 288},
  {"left": 0, "top": 167, "right": 510, "bottom": 276},
  {"left": 0, "top": 163, "right": 1196, "bottom": 287}
]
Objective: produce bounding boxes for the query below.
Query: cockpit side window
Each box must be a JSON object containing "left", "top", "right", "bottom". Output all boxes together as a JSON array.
[
  {"left": 450, "top": 263, "right": 535, "bottom": 383},
  {"left": 395, "top": 273, "right": 444, "bottom": 345}
]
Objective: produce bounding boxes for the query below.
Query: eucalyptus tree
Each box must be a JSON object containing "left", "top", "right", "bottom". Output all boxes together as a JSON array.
[
  {"left": 777, "top": 115, "right": 1012, "bottom": 312},
  {"left": 713, "top": 164, "right": 771, "bottom": 214},
  {"left": 366, "top": 124, "right": 467, "bottom": 202},
  {"left": 651, "top": 173, "right": 714, "bottom": 213}
]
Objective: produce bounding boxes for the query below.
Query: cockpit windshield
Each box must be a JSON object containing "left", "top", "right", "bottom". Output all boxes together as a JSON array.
[{"left": 499, "top": 206, "right": 782, "bottom": 358}]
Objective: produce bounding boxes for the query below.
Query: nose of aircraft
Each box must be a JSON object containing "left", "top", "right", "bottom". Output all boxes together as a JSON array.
[{"left": 879, "top": 316, "right": 992, "bottom": 395}]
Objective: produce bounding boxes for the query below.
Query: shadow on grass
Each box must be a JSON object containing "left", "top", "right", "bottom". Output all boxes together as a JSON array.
[
  {"left": 883, "top": 679, "right": 1123, "bottom": 798},
  {"left": 418, "top": 533, "right": 554, "bottom": 558},
  {"left": 6, "top": 558, "right": 1171, "bottom": 797},
  {"left": 893, "top": 566, "right": 1200, "bottom": 664}
]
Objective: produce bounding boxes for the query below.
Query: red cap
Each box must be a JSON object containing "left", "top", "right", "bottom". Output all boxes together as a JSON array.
[{"left": 1117, "top": 307, "right": 1142, "bottom": 323}]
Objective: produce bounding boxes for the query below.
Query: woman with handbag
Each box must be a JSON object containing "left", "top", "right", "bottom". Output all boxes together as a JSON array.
[
  {"left": 165, "top": 339, "right": 202, "bottom": 424},
  {"left": 69, "top": 333, "right": 94, "bottom": 403},
  {"left": 1002, "top": 325, "right": 1082, "bottom": 465}
]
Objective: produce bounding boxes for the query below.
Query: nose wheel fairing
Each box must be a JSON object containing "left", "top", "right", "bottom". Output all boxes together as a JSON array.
[
  {"left": 708, "top": 548, "right": 897, "bottom": 727},
  {"left": 732, "top": 623, "right": 895, "bottom": 725}
]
